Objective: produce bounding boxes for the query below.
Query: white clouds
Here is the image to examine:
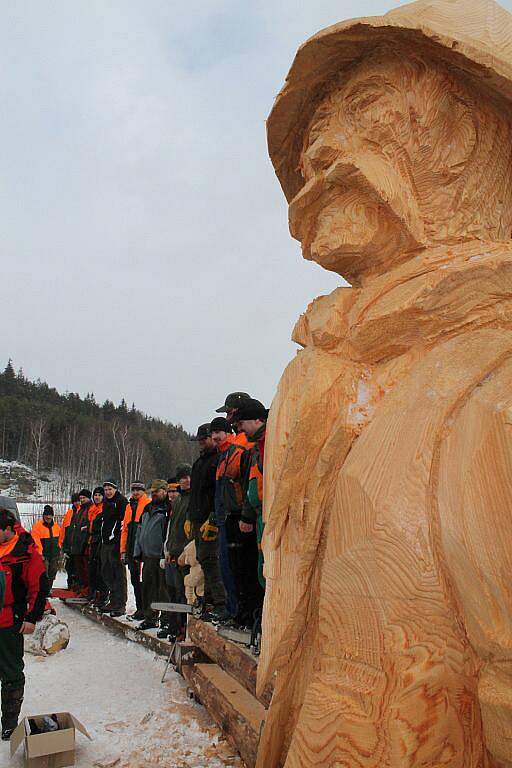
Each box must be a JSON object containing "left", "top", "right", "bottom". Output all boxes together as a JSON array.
[{"left": 2, "top": 0, "right": 508, "bottom": 430}]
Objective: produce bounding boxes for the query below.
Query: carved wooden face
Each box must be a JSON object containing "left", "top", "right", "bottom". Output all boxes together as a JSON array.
[{"left": 292, "top": 51, "right": 512, "bottom": 283}]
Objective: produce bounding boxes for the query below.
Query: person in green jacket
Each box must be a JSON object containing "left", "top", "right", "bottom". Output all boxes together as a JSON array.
[
  {"left": 237, "top": 399, "right": 268, "bottom": 590},
  {"left": 163, "top": 464, "right": 192, "bottom": 639}
]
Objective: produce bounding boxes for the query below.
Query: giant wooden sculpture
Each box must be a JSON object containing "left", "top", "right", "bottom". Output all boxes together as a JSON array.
[{"left": 257, "top": 1, "right": 512, "bottom": 765}]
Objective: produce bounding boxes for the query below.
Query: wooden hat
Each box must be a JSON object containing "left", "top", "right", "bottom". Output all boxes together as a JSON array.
[{"left": 267, "top": 0, "right": 512, "bottom": 202}]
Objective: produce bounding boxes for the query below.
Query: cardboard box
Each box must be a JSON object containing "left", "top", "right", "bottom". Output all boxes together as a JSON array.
[{"left": 10, "top": 712, "right": 91, "bottom": 767}]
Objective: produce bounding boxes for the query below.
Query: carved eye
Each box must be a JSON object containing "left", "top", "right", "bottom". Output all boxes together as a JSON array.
[{"left": 346, "top": 90, "right": 383, "bottom": 116}]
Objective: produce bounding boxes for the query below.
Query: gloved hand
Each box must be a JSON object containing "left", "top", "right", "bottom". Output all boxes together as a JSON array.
[
  {"left": 120, "top": 553, "right": 127, "bottom": 565},
  {"left": 200, "top": 520, "right": 219, "bottom": 542},
  {"left": 184, "top": 520, "right": 192, "bottom": 540},
  {"left": 159, "top": 558, "right": 166, "bottom": 570}
]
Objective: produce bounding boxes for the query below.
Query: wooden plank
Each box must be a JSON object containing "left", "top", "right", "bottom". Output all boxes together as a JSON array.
[
  {"left": 183, "top": 662, "right": 265, "bottom": 768},
  {"left": 187, "top": 617, "right": 273, "bottom": 708}
]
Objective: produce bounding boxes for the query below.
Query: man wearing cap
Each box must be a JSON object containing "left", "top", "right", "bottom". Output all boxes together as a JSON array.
[
  {"left": 236, "top": 400, "right": 268, "bottom": 593},
  {"left": 216, "top": 392, "right": 251, "bottom": 422},
  {"left": 216, "top": 392, "right": 253, "bottom": 448},
  {"left": 120, "top": 481, "right": 150, "bottom": 621},
  {"left": 133, "top": 479, "right": 170, "bottom": 632},
  {"left": 100, "top": 480, "right": 128, "bottom": 617},
  {"left": 186, "top": 424, "right": 226, "bottom": 621},
  {"left": 211, "top": 416, "right": 263, "bottom": 629},
  {"left": 69, "top": 490, "right": 93, "bottom": 594},
  {"left": 258, "top": 1, "right": 512, "bottom": 765},
  {"left": 163, "top": 465, "right": 192, "bottom": 639},
  {"left": 59, "top": 492, "right": 80, "bottom": 591}
]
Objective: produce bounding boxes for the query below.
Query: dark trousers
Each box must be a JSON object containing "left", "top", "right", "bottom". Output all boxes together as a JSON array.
[
  {"left": 141, "top": 557, "right": 169, "bottom": 622},
  {"left": 164, "top": 562, "right": 189, "bottom": 634},
  {"left": 226, "top": 513, "right": 264, "bottom": 625},
  {"left": 101, "top": 543, "right": 127, "bottom": 610},
  {"left": 0, "top": 625, "right": 25, "bottom": 689},
  {"left": 74, "top": 554, "right": 89, "bottom": 589},
  {"left": 64, "top": 554, "right": 75, "bottom": 590},
  {"left": 126, "top": 555, "right": 143, "bottom": 611},
  {"left": 193, "top": 527, "right": 226, "bottom": 609},
  {"left": 89, "top": 544, "right": 106, "bottom": 600},
  {"left": 218, "top": 519, "right": 237, "bottom": 616},
  {"left": 43, "top": 557, "right": 59, "bottom": 590}
]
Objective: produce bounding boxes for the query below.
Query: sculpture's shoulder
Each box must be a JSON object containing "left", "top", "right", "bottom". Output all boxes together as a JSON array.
[
  {"left": 292, "top": 286, "right": 356, "bottom": 350},
  {"left": 348, "top": 242, "right": 512, "bottom": 362}
]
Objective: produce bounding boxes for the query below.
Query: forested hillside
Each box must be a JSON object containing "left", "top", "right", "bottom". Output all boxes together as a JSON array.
[{"left": 0, "top": 360, "right": 196, "bottom": 495}]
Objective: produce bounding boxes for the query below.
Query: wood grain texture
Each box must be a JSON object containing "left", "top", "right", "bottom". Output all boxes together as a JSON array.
[
  {"left": 183, "top": 663, "right": 266, "bottom": 768},
  {"left": 258, "top": 1, "right": 512, "bottom": 766},
  {"left": 188, "top": 617, "right": 274, "bottom": 708}
]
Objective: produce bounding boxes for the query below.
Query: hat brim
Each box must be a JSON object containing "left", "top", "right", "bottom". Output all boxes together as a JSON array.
[
  {"left": 215, "top": 406, "right": 227, "bottom": 413},
  {"left": 268, "top": 5, "right": 512, "bottom": 203}
]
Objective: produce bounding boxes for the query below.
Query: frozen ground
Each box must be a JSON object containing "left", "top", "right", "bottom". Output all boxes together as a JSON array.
[{"left": 4, "top": 595, "right": 241, "bottom": 768}]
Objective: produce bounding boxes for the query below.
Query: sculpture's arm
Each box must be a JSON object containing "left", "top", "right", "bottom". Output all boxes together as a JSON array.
[{"left": 438, "top": 363, "right": 512, "bottom": 765}]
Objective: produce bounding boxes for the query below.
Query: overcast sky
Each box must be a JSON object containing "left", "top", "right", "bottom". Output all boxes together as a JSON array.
[{"left": 2, "top": 0, "right": 511, "bottom": 431}]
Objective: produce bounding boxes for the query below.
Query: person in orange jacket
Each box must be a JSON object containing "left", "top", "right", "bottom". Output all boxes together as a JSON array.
[
  {"left": 58, "top": 493, "right": 80, "bottom": 590},
  {"left": 0, "top": 509, "right": 48, "bottom": 740},
  {"left": 31, "top": 506, "right": 61, "bottom": 590},
  {"left": 120, "top": 481, "right": 150, "bottom": 621}
]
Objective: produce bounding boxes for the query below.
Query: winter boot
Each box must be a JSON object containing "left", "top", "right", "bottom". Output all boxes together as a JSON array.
[
  {"left": 127, "top": 609, "right": 144, "bottom": 622},
  {"left": 1, "top": 686, "right": 24, "bottom": 741}
]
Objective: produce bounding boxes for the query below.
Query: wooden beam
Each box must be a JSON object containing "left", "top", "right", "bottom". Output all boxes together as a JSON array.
[
  {"left": 183, "top": 663, "right": 265, "bottom": 768},
  {"left": 187, "top": 617, "right": 273, "bottom": 707}
]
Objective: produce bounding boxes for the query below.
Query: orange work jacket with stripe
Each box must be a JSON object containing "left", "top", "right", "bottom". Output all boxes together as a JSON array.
[
  {"left": 88, "top": 503, "right": 103, "bottom": 545},
  {"left": 120, "top": 493, "right": 151, "bottom": 556},
  {"left": 215, "top": 435, "right": 250, "bottom": 519},
  {"left": 233, "top": 431, "right": 252, "bottom": 449},
  {"left": 58, "top": 507, "right": 74, "bottom": 549},
  {"left": 31, "top": 519, "right": 61, "bottom": 560}
]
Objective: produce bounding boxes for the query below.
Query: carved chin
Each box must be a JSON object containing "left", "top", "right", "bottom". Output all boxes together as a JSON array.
[
  {"left": 298, "top": 187, "right": 417, "bottom": 283},
  {"left": 306, "top": 215, "right": 410, "bottom": 283}
]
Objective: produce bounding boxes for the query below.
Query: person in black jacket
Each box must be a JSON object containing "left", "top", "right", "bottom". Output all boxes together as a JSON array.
[
  {"left": 88, "top": 487, "right": 106, "bottom": 606},
  {"left": 70, "top": 490, "right": 92, "bottom": 594},
  {"left": 133, "top": 479, "right": 169, "bottom": 632},
  {"left": 100, "top": 479, "right": 128, "bottom": 617},
  {"left": 186, "top": 424, "right": 226, "bottom": 621},
  {"left": 163, "top": 464, "right": 192, "bottom": 639}
]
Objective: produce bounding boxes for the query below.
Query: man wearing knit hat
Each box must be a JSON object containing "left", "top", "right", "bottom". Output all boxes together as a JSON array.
[
  {"left": 121, "top": 481, "right": 150, "bottom": 621},
  {"left": 133, "top": 479, "right": 169, "bottom": 632},
  {"left": 163, "top": 464, "right": 192, "bottom": 639},
  {"left": 186, "top": 424, "right": 227, "bottom": 621},
  {"left": 100, "top": 479, "right": 128, "bottom": 617},
  {"left": 69, "top": 489, "right": 92, "bottom": 594},
  {"left": 31, "top": 506, "right": 61, "bottom": 591},
  {"left": 258, "top": 1, "right": 512, "bottom": 765},
  {"left": 87, "top": 487, "right": 105, "bottom": 606}
]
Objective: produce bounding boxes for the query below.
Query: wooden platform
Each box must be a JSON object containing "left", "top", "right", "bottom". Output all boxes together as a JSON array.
[
  {"left": 187, "top": 617, "right": 273, "bottom": 708},
  {"left": 183, "top": 663, "right": 266, "bottom": 768},
  {"left": 59, "top": 600, "right": 272, "bottom": 767}
]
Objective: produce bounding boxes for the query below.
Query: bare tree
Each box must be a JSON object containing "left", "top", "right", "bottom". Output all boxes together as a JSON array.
[{"left": 30, "top": 416, "right": 47, "bottom": 474}]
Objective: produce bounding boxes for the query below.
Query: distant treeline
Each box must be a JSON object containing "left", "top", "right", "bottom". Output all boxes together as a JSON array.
[{"left": 0, "top": 360, "right": 196, "bottom": 494}]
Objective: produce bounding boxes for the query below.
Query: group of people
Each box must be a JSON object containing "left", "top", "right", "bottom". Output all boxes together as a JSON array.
[
  {"left": 0, "top": 390, "right": 268, "bottom": 742},
  {"left": 30, "top": 392, "right": 268, "bottom": 642}
]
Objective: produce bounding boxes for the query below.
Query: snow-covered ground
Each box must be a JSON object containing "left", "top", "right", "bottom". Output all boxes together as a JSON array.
[{"left": 4, "top": 597, "right": 241, "bottom": 768}]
